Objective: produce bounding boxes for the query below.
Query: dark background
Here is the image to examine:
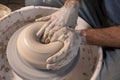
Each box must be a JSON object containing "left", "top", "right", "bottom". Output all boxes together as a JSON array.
[{"left": 0, "top": 0, "right": 25, "bottom": 10}]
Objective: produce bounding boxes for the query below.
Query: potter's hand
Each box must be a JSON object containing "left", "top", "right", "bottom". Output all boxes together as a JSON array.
[
  {"left": 46, "top": 27, "right": 82, "bottom": 70},
  {"left": 36, "top": 0, "right": 79, "bottom": 43}
]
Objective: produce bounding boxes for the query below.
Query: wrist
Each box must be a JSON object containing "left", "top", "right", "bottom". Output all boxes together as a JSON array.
[
  {"left": 76, "top": 29, "right": 88, "bottom": 45},
  {"left": 80, "top": 28, "right": 100, "bottom": 45}
]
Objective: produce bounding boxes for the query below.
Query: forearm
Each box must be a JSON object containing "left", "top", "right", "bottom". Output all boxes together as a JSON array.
[{"left": 80, "top": 26, "right": 120, "bottom": 48}]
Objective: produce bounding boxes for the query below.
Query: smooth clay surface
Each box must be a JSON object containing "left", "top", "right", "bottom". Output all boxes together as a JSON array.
[{"left": 17, "top": 21, "right": 63, "bottom": 69}]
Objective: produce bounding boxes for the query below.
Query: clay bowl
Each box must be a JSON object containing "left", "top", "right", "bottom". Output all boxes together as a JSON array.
[
  {"left": 0, "top": 6, "right": 103, "bottom": 80},
  {"left": 17, "top": 21, "right": 63, "bottom": 69},
  {"left": 0, "top": 4, "right": 11, "bottom": 18}
]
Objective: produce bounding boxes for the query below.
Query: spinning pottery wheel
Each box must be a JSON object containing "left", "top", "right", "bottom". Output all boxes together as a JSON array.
[{"left": 0, "top": 6, "right": 103, "bottom": 80}]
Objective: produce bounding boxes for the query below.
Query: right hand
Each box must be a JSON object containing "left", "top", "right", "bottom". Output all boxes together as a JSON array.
[{"left": 45, "top": 27, "right": 81, "bottom": 70}]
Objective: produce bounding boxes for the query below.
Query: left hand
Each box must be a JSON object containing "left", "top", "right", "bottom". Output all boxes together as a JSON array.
[
  {"left": 35, "top": 0, "right": 79, "bottom": 43},
  {"left": 46, "top": 27, "right": 81, "bottom": 70}
]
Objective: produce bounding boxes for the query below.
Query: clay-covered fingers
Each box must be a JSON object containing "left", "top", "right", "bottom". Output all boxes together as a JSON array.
[
  {"left": 36, "top": 20, "right": 51, "bottom": 38},
  {"left": 46, "top": 28, "right": 69, "bottom": 64},
  {"left": 46, "top": 40, "right": 70, "bottom": 64},
  {"left": 46, "top": 42, "right": 79, "bottom": 70},
  {"left": 46, "top": 27, "right": 81, "bottom": 70},
  {"left": 50, "top": 27, "right": 68, "bottom": 42},
  {"left": 44, "top": 26, "right": 62, "bottom": 41},
  {"left": 41, "top": 19, "right": 59, "bottom": 42}
]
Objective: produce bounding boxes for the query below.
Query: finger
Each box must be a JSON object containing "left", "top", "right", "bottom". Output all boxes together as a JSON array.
[
  {"left": 45, "top": 37, "right": 50, "bottom": 44},
  {"left": 46, "top": 28, "right": 70, "bottom": 63},
  {"left": 45, "top": 34, "right": 67, "bottom": 44},
  {"left": 36, "top": 21, "right": 51, "bottom": 38},
  {"left": 50, "top": 27, "right": 67, "bottom": 42},
  {"left": 47, "top": 29, "right": 77, "bottom": 64},
  {"left": 46, "top": 38, "right": 70, "bottom": 64},
  {"left": 47, "top": 31, "right": 70, "bottom": 44},
  {"left": 50, "top": 29, "right": 63, "bottom": 42},
  {"left": 58, "top": 34, "right": 68, "bottom": 41},
  {"left": 50, "top": 32, "right": 60, "bottom": 42},
  {"left": 42, "top": 19, "right": 58, "bottom": 42},
  {"left": 45, "top": 28, "right": 64, "bottom": 43},
  {"left": 46, "top": 47, "right": 79, "bottom": 70},
  {"left": 35, "top": 15, "right": 51, "bottom": 22},
  {"left": 47, "top": 26, "right": 62, "bottom": 40}
]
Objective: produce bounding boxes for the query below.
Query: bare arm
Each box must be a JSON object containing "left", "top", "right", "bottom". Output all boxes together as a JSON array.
[{"left": 80, "top": 26, "right": 120, "bottom": 48}]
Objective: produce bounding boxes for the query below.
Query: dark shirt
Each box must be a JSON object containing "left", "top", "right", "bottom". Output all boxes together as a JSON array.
[
  {"left": 79, "top": 0, "right": 120, "bottom": 28},
  {"left": 104, "top": 0, "right": 120, "bottom": 24}
]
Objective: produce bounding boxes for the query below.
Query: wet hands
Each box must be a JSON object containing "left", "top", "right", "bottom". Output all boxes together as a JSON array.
[
  {"left": 36, "top": 0, "right": 79, "bottom": 43},
  {"left": 45, "top": 27, "right": 81, "bottom": 70},
  {"left": 35, "top": 0, "right": 80, "bottom": 70}
]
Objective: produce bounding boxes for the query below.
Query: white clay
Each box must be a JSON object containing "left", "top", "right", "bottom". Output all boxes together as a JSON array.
[{"left": 17, "top": 22, "right": 64, "bottom": 69}]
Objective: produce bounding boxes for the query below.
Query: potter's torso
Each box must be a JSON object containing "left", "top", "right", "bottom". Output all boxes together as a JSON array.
[{"left": 104, "top": 0, "right": 120, "bottom": 24}]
